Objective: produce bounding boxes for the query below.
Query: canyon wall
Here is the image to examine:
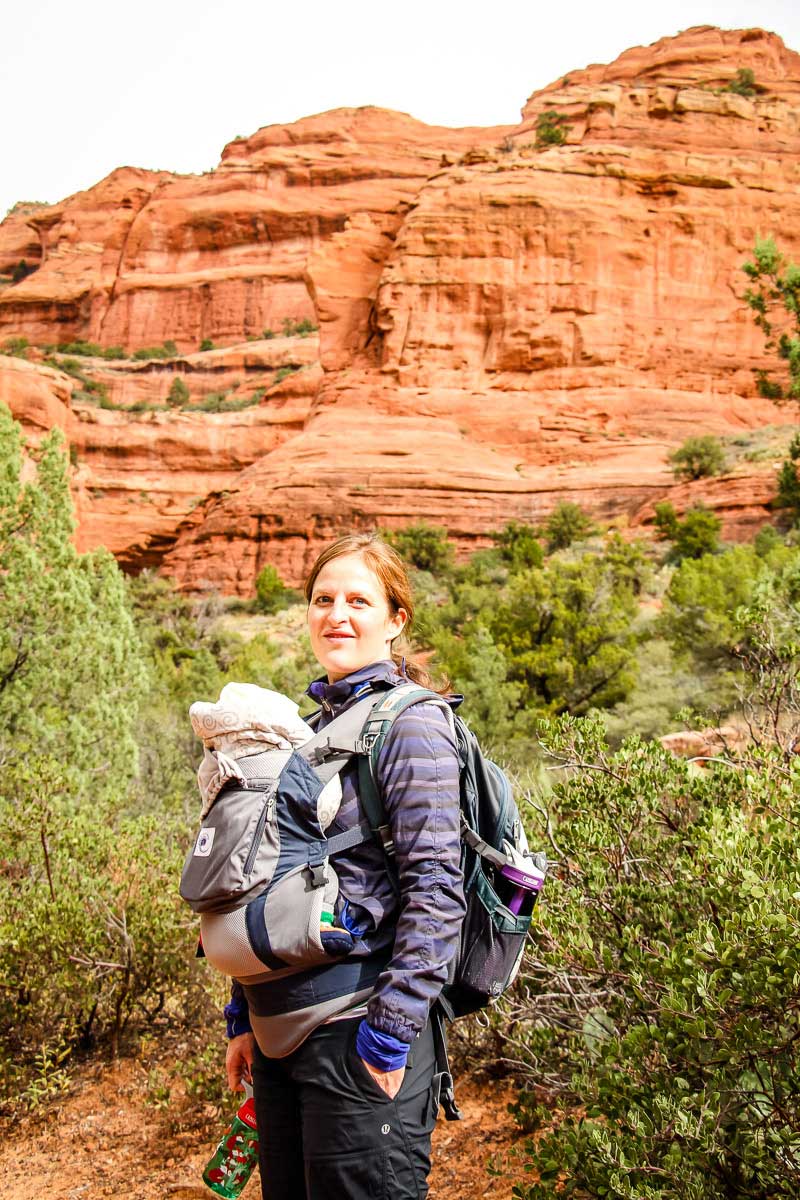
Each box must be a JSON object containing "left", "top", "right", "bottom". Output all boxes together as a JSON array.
[{"left": 1, "top": 25, "right": 798, "bottom": 591}]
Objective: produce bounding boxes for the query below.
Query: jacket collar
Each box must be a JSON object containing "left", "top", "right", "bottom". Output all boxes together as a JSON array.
[{"left": 306, "top": 660, "right": 404, "bottom": 711}]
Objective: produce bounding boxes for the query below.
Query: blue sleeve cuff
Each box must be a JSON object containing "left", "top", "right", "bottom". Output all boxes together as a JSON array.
[
  {"left": 355, "top": 1019, "right": 411, "bottom": 1071},
  {"left": 224, "top": 985, "right": 252, "bottom": 1039}
]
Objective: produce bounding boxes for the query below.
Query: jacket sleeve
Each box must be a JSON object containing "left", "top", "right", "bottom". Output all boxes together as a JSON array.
[
  {"left": 365, "top": 700, "right": 465, "bottom": 1043},
  {"left": 224, "top": 980, "right": 252, "bottom": 1038}
]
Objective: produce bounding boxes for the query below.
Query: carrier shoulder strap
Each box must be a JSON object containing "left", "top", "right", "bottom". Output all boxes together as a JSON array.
[
  {"left": 294, "top": 691, "right": 390, "bottom": 787},
  {"left": 290, "top": 688, "right": 411, "bottom": 861}
]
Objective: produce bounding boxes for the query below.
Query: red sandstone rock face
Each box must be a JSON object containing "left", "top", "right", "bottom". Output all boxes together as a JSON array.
[{"left": 1, "top": 27, "right": 798, "bottom": 592}]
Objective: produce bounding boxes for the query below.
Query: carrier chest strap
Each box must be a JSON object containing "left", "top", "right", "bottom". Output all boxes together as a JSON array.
[{"left": 324, "top": 821, "right": 373, "bottom": 857}]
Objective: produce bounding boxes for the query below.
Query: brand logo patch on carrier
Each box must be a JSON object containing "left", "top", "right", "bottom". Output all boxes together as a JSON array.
[{"left": 194, "top": 828, "right": 216, "bottom": 857}]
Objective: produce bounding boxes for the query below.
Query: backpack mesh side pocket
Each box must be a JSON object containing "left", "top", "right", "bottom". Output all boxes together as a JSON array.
[{"left": 451, "top": 871, "right": 533, "bottom": 1012}]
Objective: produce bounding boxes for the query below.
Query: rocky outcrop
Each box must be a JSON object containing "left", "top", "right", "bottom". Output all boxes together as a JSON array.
[
  {"left": 0, "top": 341, "right": 318, "bottom": 566},
  {"left": 1, "top": 26, "right": 799, "bottom": 591},
  {"left": 0, "top": 111, "right": 509, "bottom": 354}
]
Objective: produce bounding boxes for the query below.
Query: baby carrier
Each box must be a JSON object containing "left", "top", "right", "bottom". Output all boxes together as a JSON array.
[{"left": 180, "top": 697, "right": 382, "bottom": 974}]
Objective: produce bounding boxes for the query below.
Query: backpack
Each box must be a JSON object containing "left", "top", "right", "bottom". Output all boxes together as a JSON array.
[{"left": 351, "top": 683, "right": 547, "bottom": 1020}]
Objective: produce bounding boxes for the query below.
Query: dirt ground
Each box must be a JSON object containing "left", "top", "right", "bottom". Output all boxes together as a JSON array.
[{"left": 0, "top": 1057, "right": 533, "bottom": 1199}]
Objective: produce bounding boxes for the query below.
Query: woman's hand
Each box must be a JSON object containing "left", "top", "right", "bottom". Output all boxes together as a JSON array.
[
  {"left": 360, "top": 1058, "right": 405, "bottom": 1099},
  {"left": 225, "top": 1032, "right": 255, "bottom": 1092}
]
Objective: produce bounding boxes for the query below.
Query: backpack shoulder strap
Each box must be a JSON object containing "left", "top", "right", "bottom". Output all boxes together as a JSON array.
[
  {"left": 356, "top": 684, "right": 454, "bottom": 862},
  {"left": 361, "top": 682, "right": 453, "bottom": 760}
]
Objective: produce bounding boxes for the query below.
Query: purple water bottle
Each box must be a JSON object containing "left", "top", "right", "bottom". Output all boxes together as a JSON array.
[{"left": 500, "top": 861, "right": 546, "bottom": 915}]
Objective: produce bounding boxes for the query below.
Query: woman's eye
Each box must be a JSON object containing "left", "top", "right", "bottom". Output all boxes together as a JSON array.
[
  {"left": 350, "top": 597, "right": 368, "bottom": 607},
  {"left": 314, "top": 594, "right": 332, "bottom": 605}
]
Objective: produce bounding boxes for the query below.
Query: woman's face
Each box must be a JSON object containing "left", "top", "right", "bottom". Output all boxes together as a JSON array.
[{"left": 307, "top": 552, "right": 407, "bottom": 682}]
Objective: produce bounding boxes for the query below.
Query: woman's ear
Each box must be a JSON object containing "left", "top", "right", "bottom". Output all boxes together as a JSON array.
[{"left": 389, "top": 607, "right": 408, "bottom": 640}]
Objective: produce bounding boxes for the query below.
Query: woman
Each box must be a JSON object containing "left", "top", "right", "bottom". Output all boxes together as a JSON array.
[{"left": 224, "top": 532, "right": 465, "bottom": 1199}]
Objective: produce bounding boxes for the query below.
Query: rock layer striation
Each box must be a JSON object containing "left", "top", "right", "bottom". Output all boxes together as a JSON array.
[{"left": 1, "top": 26, "right": 799, "bottom": 590}]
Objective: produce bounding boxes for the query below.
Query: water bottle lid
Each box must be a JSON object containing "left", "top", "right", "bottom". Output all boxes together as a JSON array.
[
  {"left": 237, "top": 1093, "right": 258, "bottom": 1128},
  {"left": 500, "top": 862, "right": 545, "bottom": 892}
]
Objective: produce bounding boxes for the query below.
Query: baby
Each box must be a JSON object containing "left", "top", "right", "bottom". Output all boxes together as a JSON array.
[
  {"left": 189, "top": 682, "right": 350, "bottom": 975},
  {"left": 189, "top": 681, "right": 341, "bottom": 828}
]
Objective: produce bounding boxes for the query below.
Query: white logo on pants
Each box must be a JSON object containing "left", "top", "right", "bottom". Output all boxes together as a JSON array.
[{"left": 381, "top": 1124, "right": 391, "bottom": 1136}]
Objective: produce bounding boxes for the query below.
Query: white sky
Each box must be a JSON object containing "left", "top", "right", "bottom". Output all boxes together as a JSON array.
[{"left": 2, "top": 0, "right": 799, "bottom": 218}]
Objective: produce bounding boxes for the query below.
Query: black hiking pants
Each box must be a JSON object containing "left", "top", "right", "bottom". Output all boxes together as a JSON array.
[{"left": 251, "top": 1016, "right": 440, "bottom": 1199}]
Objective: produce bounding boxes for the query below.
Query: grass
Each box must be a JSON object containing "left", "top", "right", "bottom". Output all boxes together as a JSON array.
[{"left": 722, "top": 424, "right": 799, "bottom": 466}]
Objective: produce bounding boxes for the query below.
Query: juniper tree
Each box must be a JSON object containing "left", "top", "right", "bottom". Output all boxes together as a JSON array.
[
  {"left": 742, "top": 236, "right": 800, "bottom": 400},
  {"left": 0, "top": 404, "right": 146, "bottom": 797}
]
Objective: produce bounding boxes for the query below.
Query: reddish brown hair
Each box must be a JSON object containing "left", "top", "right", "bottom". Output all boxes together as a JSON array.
[{"left": 304, "top": 532, "right": 448, "bottom": 693}]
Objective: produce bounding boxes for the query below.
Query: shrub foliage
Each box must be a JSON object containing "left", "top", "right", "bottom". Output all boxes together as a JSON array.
[
  {"left": 509, "top": 707, "right": 800, "bottom": 1198},
  {"left": 668, "top": 434, "right": 726, "bottom": 480}
]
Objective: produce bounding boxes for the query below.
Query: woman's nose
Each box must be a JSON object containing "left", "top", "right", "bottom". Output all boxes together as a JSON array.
[{"left": 329, "top": 596, "right": 348, "bottom": 622}]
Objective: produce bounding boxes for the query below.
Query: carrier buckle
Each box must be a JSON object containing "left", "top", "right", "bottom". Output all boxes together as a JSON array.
[{"left": 307, "top": 862, "right": 328, "bottom": 888}]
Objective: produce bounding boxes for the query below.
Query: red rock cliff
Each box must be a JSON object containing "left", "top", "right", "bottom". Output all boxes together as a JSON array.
[{"left": 1, "top": 26, "right": 798, "bottom": 591}]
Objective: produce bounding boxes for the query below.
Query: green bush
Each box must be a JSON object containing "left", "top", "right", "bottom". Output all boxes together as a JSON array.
[
  {"left": 11, "top": 259, "right": 36, "bottom": 283},
  {"left": 654, "top": 502, "right": 721, "bottom": 562},
  {"left": 382, "top": 522, "right": 455, "bottom": 573},
  {"left": 1, "top": 336, "right": 29, "bottom": 358},
  {"left": 0, "top": 405, "right": 146, "bottom": 790},
  {"left": 133, "top": 342, "right": 177, "bottom": 361},
  {"left": 181, "top": 390, "right": 260, "bottom": 413},
  {"left": 0, "top": 761, "right": 206, "bottom": 1079},
  {"left": 491, "top": 555, "right": 638, "bottom": 716},
  {"left": 272, "top": 365, "right": 299, "bottom": 386},
  {"left": 511, "top": 711, "right": 800, "bottom": 1198},
  {"left": 227, "top": 630, "right": 318, "bottom": 707},
  {"left": 657, "top": 544, "right": 765, "bottom": 671},
  {"left": 57, "top": 341, "right": 125, "bottom": 360},
  {"left": 755, "top": 369, "right": 783, "bottom": 400},
  {"left": 535, "top": 110, "right": 571, "bottom": 148},
  {"left": 544, "top": 501, "right": 594, "bottom": 552},
  {"left": 668, "top": 434, "right": 726, "bottom": 480},
  {"left": 724, "top": 66, "right": 758, "bottom": 97},
  {"left": 167, "top": 377, "right": 190, "bottom": 408},
  {"left": 254, "top": 564, "right": 297, "bottom": 613},
  {"left": 494, "top": 521, "right": 543, "bottom": 571},
  {"left": 774, "top": 433, "right": 800, "bottom": 525},
  {"left": 601, "top": 532, "right": 653, "bottom": 596},
  {"left": 199, "top": 338, "right": 215, "bottom": 352},
  {"left": 742, "top": 238, "right": 800, "bottom": 401},
  {"left": 282, "top": 317, "right": 318, "bottom": 338}
]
